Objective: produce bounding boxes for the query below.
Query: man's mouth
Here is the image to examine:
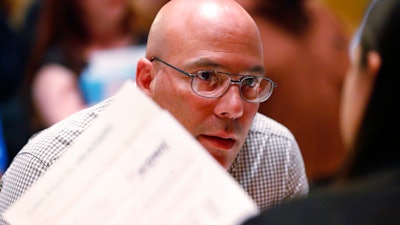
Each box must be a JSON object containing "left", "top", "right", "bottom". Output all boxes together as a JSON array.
[{"left": 198, "top": 135, "right": 235, "bottom": 150}]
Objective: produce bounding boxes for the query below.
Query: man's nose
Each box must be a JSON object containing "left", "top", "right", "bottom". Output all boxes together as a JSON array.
[{"left": 214, "top": 86, "right": 244, "bottom": 119}]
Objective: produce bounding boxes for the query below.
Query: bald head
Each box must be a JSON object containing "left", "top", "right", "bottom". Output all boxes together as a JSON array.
[{"left": 146, "top": 0, "right": 262, "bottom": 60}]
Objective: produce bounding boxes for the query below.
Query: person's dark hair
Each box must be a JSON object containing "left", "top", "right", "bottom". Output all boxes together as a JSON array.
[
  {"left": 22, "top": 0, "right": 92, "bottom": 132},
  {"left": 253, "top": 0, "right": 310, "bottom": 35},
  {"left": 344, "top": 0, "right": 400, "bottom": 179}
]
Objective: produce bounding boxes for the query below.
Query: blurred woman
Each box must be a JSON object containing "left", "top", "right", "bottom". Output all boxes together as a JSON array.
[{"left": 24, "top": 0, "right": 146, "bottom": 133}]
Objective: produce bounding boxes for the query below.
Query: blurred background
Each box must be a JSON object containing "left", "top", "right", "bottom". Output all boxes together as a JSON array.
[
  {"left": 3, "top": 0, "right": 370, "bottom": 31},
  {"left": 322, "top": 0, "right": 369, "bottom": 33},
  {"left": 0, "top": 0, "right": 371, "bottom": 182}
]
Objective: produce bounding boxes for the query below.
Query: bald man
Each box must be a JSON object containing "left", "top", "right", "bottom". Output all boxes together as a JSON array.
[{"left": 0, "top": 0, "right": 308, "bottom": 222}]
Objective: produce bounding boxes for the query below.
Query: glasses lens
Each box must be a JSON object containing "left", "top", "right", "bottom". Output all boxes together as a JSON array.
[
  {"left": 241, "top": 77, "right": 272, "bottom": 102},
  {"left": 191, "top": 70, "right": 274, "bottom": 103},
  {"left": 192, "top": 71, "right": 229, "bottom": 97}
]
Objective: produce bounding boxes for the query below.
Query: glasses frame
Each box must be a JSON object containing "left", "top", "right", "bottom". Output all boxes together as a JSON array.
[{"left": 150, "top": 57, "right": 277, "bottom": 103}]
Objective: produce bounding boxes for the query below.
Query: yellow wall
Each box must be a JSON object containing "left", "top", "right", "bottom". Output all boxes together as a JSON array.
[{"left": 320, "top": 0, "right": 370, "bottom": 34}]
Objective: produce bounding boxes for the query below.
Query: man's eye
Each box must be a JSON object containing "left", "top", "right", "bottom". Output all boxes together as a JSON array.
[
  {"left": 243, "top": 77, "right": 257, "bottom": 87},
  {"left": 196, "top": 71, "right": 215, "bottom": 81}
]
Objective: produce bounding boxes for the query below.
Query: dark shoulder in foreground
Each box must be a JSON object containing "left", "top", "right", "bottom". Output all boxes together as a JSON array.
[{"left": 241, "top": 169, "right": 400, "bottom": 225}]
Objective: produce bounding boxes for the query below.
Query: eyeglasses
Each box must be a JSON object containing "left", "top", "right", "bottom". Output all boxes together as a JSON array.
[{"left": 150, "top": 57, "right": 277, "bottom": 103}]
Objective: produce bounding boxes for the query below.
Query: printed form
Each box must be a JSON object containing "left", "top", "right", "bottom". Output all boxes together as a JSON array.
[{"left": 3, "top": 81, "right": 258, "bottom": 225}]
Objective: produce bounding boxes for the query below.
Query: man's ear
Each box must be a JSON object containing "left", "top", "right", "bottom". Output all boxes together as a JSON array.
[
  {"left": 366, "top": 51, "right": 381, "bottom": 79},
  {"left": 135, "top": 58, "right": 154, "bottom": 95}
]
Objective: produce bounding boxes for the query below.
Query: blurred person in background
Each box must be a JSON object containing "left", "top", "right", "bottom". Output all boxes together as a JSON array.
[
  {"left": 236, "top": 0, "right": 350, "bottom": 186},
  {"left": 242, "top": 0, "right": 400, "bottom": 223},
  {"left": 23, "top": 0, "right": 151, "bottom": 134}
]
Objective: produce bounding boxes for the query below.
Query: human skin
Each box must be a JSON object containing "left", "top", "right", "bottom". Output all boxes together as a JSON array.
[
  {"left": 136, "top": 0, "right": 264, "bottom": 169},
  {"left": 340, "top": 45, "right": 380, "bottom": 151}
]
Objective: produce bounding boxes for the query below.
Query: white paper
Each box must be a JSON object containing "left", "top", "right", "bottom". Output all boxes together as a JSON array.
[{"left": 3, "top": 81, "right": 258, "bottom": 225}]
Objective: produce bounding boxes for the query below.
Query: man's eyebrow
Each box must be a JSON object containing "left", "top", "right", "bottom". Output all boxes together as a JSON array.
[
  {"left": 248, "top": 65, "right": 265, "bottom": 74},
  {"left": 185, "top": 59, "right": 265, "bottom": 74},
  {"left": 185, "top": 58, "right": 221, "bottom": 69}
]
